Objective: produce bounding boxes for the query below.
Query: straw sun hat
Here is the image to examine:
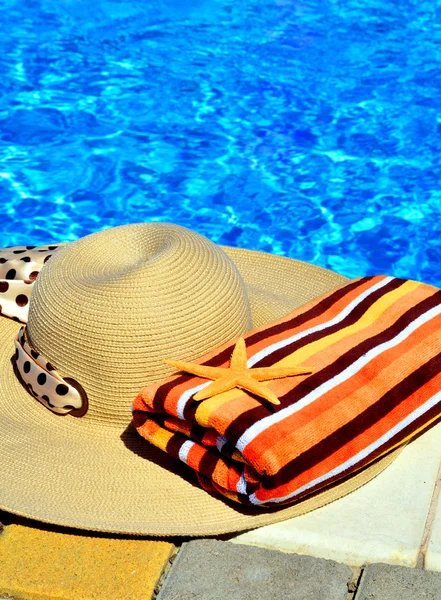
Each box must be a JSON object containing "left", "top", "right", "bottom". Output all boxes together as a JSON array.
[{"left": 0, "top": 222, "right": 402, "bottom": 536}]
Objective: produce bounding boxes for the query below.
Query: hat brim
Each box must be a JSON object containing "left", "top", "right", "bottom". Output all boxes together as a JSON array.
[{"left": 0, "top": 248, "right": 403, "bottom": 536}]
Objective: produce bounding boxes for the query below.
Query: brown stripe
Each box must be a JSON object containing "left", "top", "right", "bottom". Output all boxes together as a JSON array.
[
  {"left": 248, "top": 404, "right": 441, "bottom": 507},
  {"left": 355, "top": 390, "right": 441, "bottom": 469},
  {"left": 225, "top": 277, "right": 417, "bottom": 444},
  {"left": 196, "top": 472, "right": 259, "bottom": 504},
  {"left": 152, "top": 277, "right": 373, "bottom": 414},
  {"left": 262, "top": 345, "right": 441, "bottom": 490},
  {"left": 179, "top": 277, "right": 378, "bottom": 422},
  {"left": 132, "top": 410, "right": 149, "bottom": 429},
  {"left": 256, "top": 277, "right": 406, "bottom": 368},
  {"left": 219, "top": 442, "right": 239, "bottom": 460},
  {"left": 198, "top": 447, "right": 224, "bottom": 480},
  {"left": 254, "top": 444, "right": 395, "bottom": 507},
  {"left": 165, "top": 431, "right": 186, "bottom": 460},
  {"left": 178, "top": 278, "right": 375, "bottom": 421},
  {"left": 262, "top": 406, "right": 441, "bottom": 507},
  {"left": 192, "top": 423, "right": 208, "bottom": 442},
  {"left": 244, "top": 276, "right": 374, "bottom": 349},
  {"left": 236, "top": 288, "right": 441, "bottom": 451}
]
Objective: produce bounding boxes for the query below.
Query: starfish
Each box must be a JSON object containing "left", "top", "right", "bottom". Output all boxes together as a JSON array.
[{"left": 164, "top": 337, "right": 313, "bottom": 406}]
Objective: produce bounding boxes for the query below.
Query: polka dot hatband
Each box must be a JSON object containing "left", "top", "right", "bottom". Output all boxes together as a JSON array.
[{"left": 14, "top": 326, "right": 88, "bottom": 417}]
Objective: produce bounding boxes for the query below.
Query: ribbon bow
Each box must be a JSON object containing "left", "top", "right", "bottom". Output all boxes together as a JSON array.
[{"left": 0, "top": 244, "right": 61, "bottom": 323}]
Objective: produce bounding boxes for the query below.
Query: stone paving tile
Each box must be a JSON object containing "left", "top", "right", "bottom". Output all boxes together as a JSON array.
[
  {"left": 156, "top": 539, "right": 352, "bottom": 600},
  {"left": 356, "top": 563, "right": 441, "bottom": 600},
  {"left": 0, "top": 522, "right": 174, "bottom": 600},
  {"left": 232, "top": 422, "right": 441, "bottom": 568}
]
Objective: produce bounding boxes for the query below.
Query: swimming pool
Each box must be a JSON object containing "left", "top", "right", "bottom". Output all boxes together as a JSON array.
[{"left": 1, "top": 0, "right": 440, "bottom": 285}]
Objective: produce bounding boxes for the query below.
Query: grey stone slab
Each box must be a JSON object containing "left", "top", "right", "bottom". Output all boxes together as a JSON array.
[
  {"left": 157, "top": 539, "right": 352, "bottom": 600},
  {"left": 356, "top": 563, "right": 441, "bottom": 600}
]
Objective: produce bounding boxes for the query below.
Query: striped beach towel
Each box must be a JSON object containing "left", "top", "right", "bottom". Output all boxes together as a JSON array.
[{"left": 132, "top": 276, "right": 441, "bottom": 507}]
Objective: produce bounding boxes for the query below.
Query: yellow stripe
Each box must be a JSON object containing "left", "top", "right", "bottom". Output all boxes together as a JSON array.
[
  {"left": 277, "top": 279, "right": 422, "bottom": 368},
  {"left": 151, "top": 427, "right": 174, "bottom": 452},
  {"left": 195, "top": 280, "right": 423, "bottom": 427},
  {"left": 195, "top": 389, "right": 242, "bottom": 427},
  {"left": 387, "top": 412, "right": 441, "bottom": 450}
]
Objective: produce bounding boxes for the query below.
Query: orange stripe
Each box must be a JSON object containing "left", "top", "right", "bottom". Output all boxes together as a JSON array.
[
  {"left": 244, "top": 277, "right": 382, "bottom": 360},
  {"left": 150, "top": 425, "right": 174, "bottom": 452},
  {"left": 201, "top": 278, "right": 417, "bottom": 431},
  {"left": 185, "top": 443, "right": 207, "bottom": 471},
  {"left": 136, "top": 418, "right": 161, "bottom": 438},
  {"left": 247, "top": 304, "right": 441, "bottom": 474},
  {"left": 159, "top": 277, "right": 378, "bottom": 417},
  {"left": 211, "top": 457, "right": 234, "bottom": 489},
  {"left": 339, "top": 369, "right": 441, "bottom": 462},
  {"left": 294, "top": 282, "right": 434, "bottom": 373},
  {"left": 255, "top": 367, "right": 441, "bottom": 503}
]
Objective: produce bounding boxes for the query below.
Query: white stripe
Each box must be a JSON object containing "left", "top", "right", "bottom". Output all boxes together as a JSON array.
[
  {"left": 237, "top": 301, "right": 441, "bottom": 454},
  {"left": 178, "top": 440, "right": 195, "bottom": 464},
  {"left": 176, "top": 381, "right": 210, "bottom": 419},
  {"left": 216, "top": 435, "right": 228, "bottom": 453},
  {"left": 176, "top": 277, "right": 392, "bottom": 416},
  {"left": 237, "top": 473, "right": 248, "bottom": 495},
  {"left": 247, "top": 277, "right": 393, "bottom": 367},
  {"left": 250, "top": 386, "right": 441, "bottom": 505}
]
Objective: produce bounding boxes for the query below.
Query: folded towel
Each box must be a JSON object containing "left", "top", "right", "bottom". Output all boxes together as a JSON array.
[{"left": 132, "top": 275, "right": 441, "bottom": 507}]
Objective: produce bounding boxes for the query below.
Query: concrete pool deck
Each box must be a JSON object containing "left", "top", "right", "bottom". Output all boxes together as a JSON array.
[{"left": 1, "top": 420, "right": 441, "bottom": 599}]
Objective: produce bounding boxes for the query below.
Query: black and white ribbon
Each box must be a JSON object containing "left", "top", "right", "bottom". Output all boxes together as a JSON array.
[{"left": 0, "top": 244, "right": 61, "bottom": 322}]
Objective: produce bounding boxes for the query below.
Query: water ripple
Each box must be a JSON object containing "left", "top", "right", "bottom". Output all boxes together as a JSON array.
[{"left": 1, "top": 0, "right": 441, "bottom": 286}]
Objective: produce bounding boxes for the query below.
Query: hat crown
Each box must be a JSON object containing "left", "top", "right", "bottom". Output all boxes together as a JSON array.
[{"left": 26, "top": 223, "right": 252, "bottom": 427}]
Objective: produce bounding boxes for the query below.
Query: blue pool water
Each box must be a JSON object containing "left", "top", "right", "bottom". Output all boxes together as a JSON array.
[{"left": 1, "top": 0, "right": 441, "bottom": 284}]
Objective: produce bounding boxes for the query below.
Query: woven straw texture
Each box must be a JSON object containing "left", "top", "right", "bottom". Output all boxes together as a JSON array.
[{"left": 0, "top": 222, "right": 401, "bottom": 535}]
